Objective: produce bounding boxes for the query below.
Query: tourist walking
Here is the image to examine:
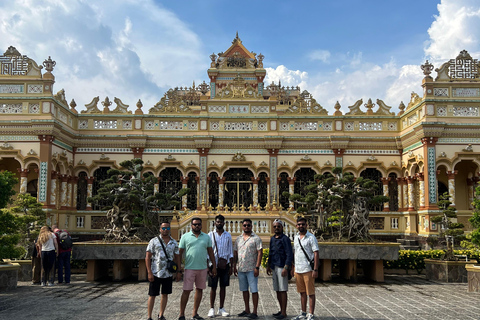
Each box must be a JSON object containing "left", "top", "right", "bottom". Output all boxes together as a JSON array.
[
  {"left": 207, "top": 214, "right": 233, "bottom": 318},
  {"left": 31, "top": 238, "right": 41, "bottom": 285},
  {"left": 52, "top": 225, "right": 73, "bottom": 284},
  {"left": 146, "top": 221, "right": 181, "bottom": 320},
  {"left": 291, "top": 218, "right": 319, "bottom": 320},
  {"left": 266, "top": 219, "right": 293, "bottom": 320},
  {"left": 178, "top": 217, "right": 217, "bottom": 320},
  {"left": 37, "top": 226, "right": 58, "bottom": 286},
  {"left": 233, "top": 218, "right": 263, "bottom": 319}
]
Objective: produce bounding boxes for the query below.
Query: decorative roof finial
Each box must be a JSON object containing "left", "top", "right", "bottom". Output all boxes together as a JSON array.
[
  {"left": 43, "top": 56, "right": 56, "bottom": 73},
  {"left": 232, "top": 31, "right": 241, "bottom": 44},
  {"left": 421, "top": 60, "right": 434, "bottom": 78}
]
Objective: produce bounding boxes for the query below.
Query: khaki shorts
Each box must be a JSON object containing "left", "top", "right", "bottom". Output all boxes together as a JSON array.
[{"left": 295, "top": 271, "right": 315, "bottom": 296}]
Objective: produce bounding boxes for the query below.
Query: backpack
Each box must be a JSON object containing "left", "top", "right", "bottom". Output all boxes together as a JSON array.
[{"left": 56, "top": 230, "right": 73, "bottom": 250}]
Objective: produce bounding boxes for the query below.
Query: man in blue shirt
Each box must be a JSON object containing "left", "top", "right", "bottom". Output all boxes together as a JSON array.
[{"left": 266, "top": 219, "right": 293, "bottom": 320}]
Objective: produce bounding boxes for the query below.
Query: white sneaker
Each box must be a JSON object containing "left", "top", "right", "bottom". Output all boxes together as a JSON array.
[
  {"left": 217, "top": 308, "right": 229, "bottom": 317},
  {"left": 306, "top": 314, "right": 314, "bottom": 320},
  {"left": 208, "top": 308, "right": 215, "bottom": 318},
  {"left": 291, "top": 312, "right": 306, "bottom": 320}
]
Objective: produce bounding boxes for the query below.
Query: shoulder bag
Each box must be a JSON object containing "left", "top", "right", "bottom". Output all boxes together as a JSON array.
[
  {"left": 157, "top": 236, "right": 178, "bottom": 273},
  {"left": 213, "top": 233, "right": 228, "bottom": 270},
  {"left": 297, "top": 236, "right": 315, "bottom": 270}
]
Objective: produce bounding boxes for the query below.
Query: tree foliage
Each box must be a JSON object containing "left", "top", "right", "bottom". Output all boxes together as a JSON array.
[
  {"left": 88, "top": 159, "right": 189, "bottom": 241},
  {"left": 288, "top": 167, "right": 388, "bottom": 242},
  {"left": 462, "top": 186, "right": 480, "bottom": 251},
  {"left": 0, "top": 170, "right": 18, "bottom": 209},
  {"left": 431, "top": 192, "right": 464, "bottom": 260}
]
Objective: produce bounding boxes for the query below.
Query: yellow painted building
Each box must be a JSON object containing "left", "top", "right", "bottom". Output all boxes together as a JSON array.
[{"left": 1, "top": 37, "right": 479, "bottom": 241}]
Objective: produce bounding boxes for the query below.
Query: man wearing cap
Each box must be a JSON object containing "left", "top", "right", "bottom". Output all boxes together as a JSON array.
[{"left": 266, "top": 219, "right": 293, "bottom": 320}]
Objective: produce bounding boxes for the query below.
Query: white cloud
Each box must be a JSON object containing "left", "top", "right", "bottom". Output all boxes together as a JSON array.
[
  {"left": 425, "top": 0, "right": 480, "bottom": 63},
  {"left": 265, "top": 65, "right": 308, "bottom": 89},
  {"left": 308, "top": 50, "right": 331, "bottom": 63},
  {"left": 0, "top": 0, "right": 206, "bottom": 111}
]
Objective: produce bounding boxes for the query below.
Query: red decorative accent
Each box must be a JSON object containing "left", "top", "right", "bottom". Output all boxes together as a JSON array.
[
  {"left": 333, "top": 149, "right": 345, "bottom": 156},
  {"left": 421, "top": 137, "right": 438, "bottom": 147},
  {"left": 197, "top": 148, "right": 210, "bottom": 155},
  {"left": 267, "top": 149, "right": 279, "bottom": 156},
  {"left": 17, "top": 168, "right": 30, "bottom": 177},
  {"left": 287, "top": 177, "right": 296, "bottom": 185}
]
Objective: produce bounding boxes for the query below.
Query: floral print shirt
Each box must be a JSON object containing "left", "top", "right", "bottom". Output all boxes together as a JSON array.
[
  {"left": 146, "top": 236, "right": 179, "bottom": 278},
  {"left": 234, "top": 232, "right": 262, "bottom": 272}
]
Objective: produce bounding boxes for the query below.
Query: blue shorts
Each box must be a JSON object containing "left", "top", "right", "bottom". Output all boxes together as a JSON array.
[{"left": 238, "top": 271, "right": 258, "bottom": 293}]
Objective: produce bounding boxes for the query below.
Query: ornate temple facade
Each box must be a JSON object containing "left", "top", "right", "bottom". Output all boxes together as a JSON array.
[{"left": 1, "top": 36, "right": 480, "bottom": 241}]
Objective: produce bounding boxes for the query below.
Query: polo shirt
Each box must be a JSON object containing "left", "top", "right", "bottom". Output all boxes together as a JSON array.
[{"left": 179, "top": 231, "right": 212, "bottom": 270}]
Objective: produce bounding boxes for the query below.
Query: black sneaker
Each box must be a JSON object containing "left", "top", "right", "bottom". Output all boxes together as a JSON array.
[
  {"left": 192, "top": 315, "right": 205, "bottom": 320},
  {"left": 248, "top": 314, "right": 258, "bottom": 319},
  {"left": 179, "top": 316, "right": 185, "bottom": 320},
  {"left": 159, "top": 316, "right": 166, "bottom": 320},
  {"left": 238, "top": 311, "right": 249, "bottom": 317},
  {"left": 272, "top": 312, "right": 281, "bottom": 317}
]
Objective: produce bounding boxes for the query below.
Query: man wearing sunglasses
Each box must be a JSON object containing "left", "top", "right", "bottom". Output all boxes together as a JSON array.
[
  {"left": 266, "top": 219, "right": 293, "bottom": 320},
  {"left": 291, "top": 217, "right": 319, "bottom": 320},
  {"left": 146, "top": 222, "right": 181, "bottom": 320},
  {"left": 233, "top": 218, "right": 263, "bottom": 319},
  {"left": 207, "top": 214, "right": 233, "bottom": 318},
  {"left": 179, "top": 217, "right": 217, "bottom": 320}
]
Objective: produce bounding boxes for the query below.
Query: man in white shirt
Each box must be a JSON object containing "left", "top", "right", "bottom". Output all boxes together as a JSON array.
[{"left": 291, "top": 217, "right": 319, "bottom": 320}]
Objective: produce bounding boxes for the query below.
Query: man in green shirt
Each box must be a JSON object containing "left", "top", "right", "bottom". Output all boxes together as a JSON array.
[{"left": 178, "top": 217, "right": 217, "bottom": 320}]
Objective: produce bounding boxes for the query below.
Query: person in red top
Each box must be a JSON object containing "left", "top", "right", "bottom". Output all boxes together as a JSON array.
[{"left": 52, "top": 225, "right": 72, "bottom": 284}]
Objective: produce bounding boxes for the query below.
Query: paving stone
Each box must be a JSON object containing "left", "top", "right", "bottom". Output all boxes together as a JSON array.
[{"left": 1, "top": 273, "right": 480, "bottom": 320}]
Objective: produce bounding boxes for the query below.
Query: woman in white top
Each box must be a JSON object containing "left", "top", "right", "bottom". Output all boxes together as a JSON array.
[{"left": 37, "top": 226, "right": 58, "bottom": 286}]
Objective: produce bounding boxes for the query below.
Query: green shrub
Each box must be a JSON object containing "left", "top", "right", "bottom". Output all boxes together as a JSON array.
[{"left": 383, "top": 249, "right": 480, "bottom": 274}]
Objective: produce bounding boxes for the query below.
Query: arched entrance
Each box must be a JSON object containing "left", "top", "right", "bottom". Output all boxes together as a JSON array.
[{"left": 224, "top": 168, "right": 254, "bottom": 209}]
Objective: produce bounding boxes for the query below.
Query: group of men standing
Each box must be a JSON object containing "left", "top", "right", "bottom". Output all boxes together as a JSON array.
[{"left": 145, "top": 216, "right": 319, "bottom": 320}]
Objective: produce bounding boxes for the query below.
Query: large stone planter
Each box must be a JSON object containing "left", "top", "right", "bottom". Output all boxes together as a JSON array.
[
  {"left": 15, "top": 260, "right": 33, "bottom": 281},
  {"left": 466, "top": 264, "right": 480, "bottom": 292},
  {"left": 72, "top": 242, "right": 148, "bottom": 281},
  {"left": 317, "top": 242, "right": 400, "bottom": 282},
  {"left": 0, "top": 262, "right": 20, "bottom": 291},
  {"left": 425, "top": 259, "right": 477, "bottom": 283}
]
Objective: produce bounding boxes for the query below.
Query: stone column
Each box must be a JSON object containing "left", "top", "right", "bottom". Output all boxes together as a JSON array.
[
  {"left": 60, "top": 174, "right": 69, "bottom": 210},
  {"left": 66, "top": 176, "right": 73, "bottom": 209},
  {"left": 218, "top": 177, "right": 225, "bottom": 210},
  {"left": 396, "top": 177, "right": 404, "bottom": 211},
  {"left": 86, "top": 176, "right": 95, "bottom": 211},
  {"left": 195, "top": 176, "right": 201, "bottom": 210},
  {"left": 381, "top": 177, "right": 389, "bottom": 211},
  {"left": 18, "top": 168, "right": 30, "bottom": 194},
  {"left": 287, "top": 177, "right": 296, "bottom": 210},
  {"left": 267, "top": 149, "right": 279, "bottom": 206},
  {"left": 71, "top": 176, "right": 79, "bottom": 209},
  {"left": 38, "top": 135, "right": 55, "bottom": 205},
  {"left": 416, "top": 173, "right": 425, "bottom": 209},
  {"left": 421, "top": 137, "right": 439, "bottom": 208},
  {"left": 251, "top": 177, "right": 259, "bottom": 209},
  {"left": 468, "top": 178, "right": 476, "bottom": 210},
  {"left": 50, "top": 171, "right": 58, "bottom": 208},
  {"left": 181, "top": 176, "right": 189, "bottom": 210},
  {"left": 446, "top": 170, "right": 457, "bottom": 206},
  {"left": 406, "top": 176, "right": 416, "bottom": 211},
  {"left": 154, "top": 177, "right": 160, "bottom": 194},
  {"left": 197, "top": 148, "right": 209, "bottom": 210},
  {"left": 333, "top": 148, "right": 345, "bottom": 169},
  {"left": 402, "top": 178, "right": 409, "bottom": 211}
]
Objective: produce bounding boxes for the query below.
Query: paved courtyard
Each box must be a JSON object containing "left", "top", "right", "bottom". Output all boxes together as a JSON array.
[{"left": 1, "top": 273, "right": 479, "bottom": 320}]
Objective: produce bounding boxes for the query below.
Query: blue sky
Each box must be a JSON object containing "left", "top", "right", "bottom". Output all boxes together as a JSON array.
[{"left": 1, "top": 0, "right": 479, "bottom": 113}]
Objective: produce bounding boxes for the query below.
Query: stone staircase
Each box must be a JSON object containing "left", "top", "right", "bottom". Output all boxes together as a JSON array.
[{"left": 396, "top": 238, "right": 421, "bottom": 250}]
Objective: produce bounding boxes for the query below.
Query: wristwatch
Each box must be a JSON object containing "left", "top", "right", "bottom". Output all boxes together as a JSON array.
[
  {"left": 284, "top": 265, "right": 289, "bottom": 270},
  {"left": 313, "top": 269, "right": 318, "bottom": 272},
  {"left": 255, "top": 266, "right": 260, "bottom": 270}
]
